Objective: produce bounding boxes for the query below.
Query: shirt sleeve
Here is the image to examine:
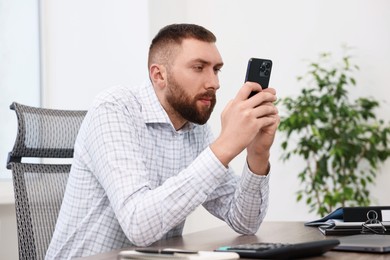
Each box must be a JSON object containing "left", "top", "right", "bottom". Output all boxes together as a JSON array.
[
  {"left": 84, "top": 101, "right": 232, "bottom": 246},
  {"left": 201, "top": 130, "right": 270, "bottom": 235}
]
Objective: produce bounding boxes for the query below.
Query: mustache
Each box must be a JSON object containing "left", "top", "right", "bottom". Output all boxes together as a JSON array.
[{"left": 196, "top": 90, "right": 216, "bottom": 101}]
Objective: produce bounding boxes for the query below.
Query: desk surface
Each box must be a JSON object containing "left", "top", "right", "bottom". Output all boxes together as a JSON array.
[{"left": 77, "top": 221, "right": 389, "bottom": 260}]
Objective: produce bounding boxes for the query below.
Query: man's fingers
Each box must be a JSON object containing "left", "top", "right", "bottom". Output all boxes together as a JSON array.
[
  {"left": 252, "top": 102, "right": 278, "bottom": 119},
  {"left": 236, "top": 82, "right": 262, "bottom": 101},
  {"left": 262, "top": 87, "right": 276, "bottom": 95},
  {"left": 246, "top": 92, "right": 277, "bottom": 109}
]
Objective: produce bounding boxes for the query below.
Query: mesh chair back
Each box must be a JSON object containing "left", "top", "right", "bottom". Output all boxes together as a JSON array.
[{"left": 6, "top": 102, "right": 87, "bottom": 260}]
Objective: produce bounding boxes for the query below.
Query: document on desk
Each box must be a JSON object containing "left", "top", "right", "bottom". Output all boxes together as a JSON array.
[
  {"left": 318, "top": 220, "right": 363, "bottom": 236},
  {"left": 117, "top": 249, "right": 239, "bottom": 260},
  {"left": 305, "top": 206, "right": 390, "bottom": 227},
  {"left": 318, "top": 219, "right": 390, "bottom": 236}
]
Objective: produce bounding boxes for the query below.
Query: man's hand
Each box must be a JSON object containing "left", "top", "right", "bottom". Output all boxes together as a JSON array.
[
  {"left": 210, "top": 82, "right": 279, "bottom": 169},
  {"left": 246, "top": 88, "right": 279, "bottom": 175}
]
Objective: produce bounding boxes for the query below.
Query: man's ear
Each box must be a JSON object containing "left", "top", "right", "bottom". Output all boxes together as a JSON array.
[{"left": 149, "top": 64, "right": 167, "bottom": 89}]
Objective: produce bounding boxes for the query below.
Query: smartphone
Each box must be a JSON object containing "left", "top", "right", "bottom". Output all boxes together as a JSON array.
[{"left": 245, "top": 58, "right": 273, "bottom": 98}]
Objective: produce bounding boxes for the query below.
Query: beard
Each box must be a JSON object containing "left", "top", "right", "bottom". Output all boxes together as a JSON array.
[{"left": 165, "top": 73, "right": 216, "bottom": 125}]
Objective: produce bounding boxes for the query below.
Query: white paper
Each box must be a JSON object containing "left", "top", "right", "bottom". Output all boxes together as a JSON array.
[
  {"left": 117, "top": 250, "right": 239, "bottom": 260},
  {"left": 381, "top": 210, "right": 390, "bottom": 221}
]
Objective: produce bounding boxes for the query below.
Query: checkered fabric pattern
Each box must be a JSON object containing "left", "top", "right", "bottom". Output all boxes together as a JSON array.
[{"left": 46, "top": 81, "right": 270, "bottom": 259}]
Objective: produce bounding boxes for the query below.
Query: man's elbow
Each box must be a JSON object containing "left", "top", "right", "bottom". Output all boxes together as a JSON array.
[
  {"left": 125, "top": 224, "right": 163, "bottom": 247},
  {"left": 230, "top": 217, "right": 263, "bottom": 235},
  {"left": 127, "top": 231, "right": 157, "bottom": 247}
]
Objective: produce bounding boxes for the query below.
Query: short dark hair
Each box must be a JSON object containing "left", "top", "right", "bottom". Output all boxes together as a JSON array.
[{"left": 148, "top": 23, "right": 217, "bottom": 67}]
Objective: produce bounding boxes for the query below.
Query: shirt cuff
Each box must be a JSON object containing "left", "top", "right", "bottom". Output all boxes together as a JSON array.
[{"left": 240, "top": 162, "right": 270, "bottom": 192}]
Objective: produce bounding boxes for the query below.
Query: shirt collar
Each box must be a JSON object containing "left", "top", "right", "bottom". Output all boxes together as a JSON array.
[{"left": 138, "top": 80, "right": 197, "bottom": 132}]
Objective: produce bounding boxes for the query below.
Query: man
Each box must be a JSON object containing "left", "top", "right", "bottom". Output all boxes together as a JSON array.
[{"left": 46, "top": 23, "right": 279, "bottom": 259}]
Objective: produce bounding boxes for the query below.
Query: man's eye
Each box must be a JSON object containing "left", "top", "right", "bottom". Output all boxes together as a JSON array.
[{"left": 193, "top": 66, "right": 203, "bottom": 71}]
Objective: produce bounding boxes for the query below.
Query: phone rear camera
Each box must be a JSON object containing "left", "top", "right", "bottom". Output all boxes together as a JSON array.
[{"left": 259, "top": 61, "right": 271, "bottom": 77}]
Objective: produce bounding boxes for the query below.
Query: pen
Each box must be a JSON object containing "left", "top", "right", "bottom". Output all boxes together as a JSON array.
[{"left": 135, "top": 248, "right": 198, "bottom": 255}]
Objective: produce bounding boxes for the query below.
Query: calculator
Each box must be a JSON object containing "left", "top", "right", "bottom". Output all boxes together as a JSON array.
[{"left": 215, "top": 239, "right": 340, "bottom": 259}]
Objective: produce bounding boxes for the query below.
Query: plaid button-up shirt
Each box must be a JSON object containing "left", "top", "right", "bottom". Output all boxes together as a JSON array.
[{"left": 46, "top": 81, "right": 270, "bottom": 259}]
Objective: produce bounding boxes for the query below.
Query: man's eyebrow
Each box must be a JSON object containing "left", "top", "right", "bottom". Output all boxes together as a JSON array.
[
  {"left": 191, "top": 58, "right": 224, "bottom": 67},
  {"left": 215, "top": 62, "right": 224, "bottom": 68}
]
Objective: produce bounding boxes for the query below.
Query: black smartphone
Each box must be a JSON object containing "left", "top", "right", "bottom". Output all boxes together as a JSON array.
[{"left": 245, "top": 58, "right": 273, "bottom": 98}]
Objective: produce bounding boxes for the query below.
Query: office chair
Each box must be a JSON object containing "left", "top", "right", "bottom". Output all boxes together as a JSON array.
[{"left": 6, "top": 102, "right": 87, "bottom": 260}]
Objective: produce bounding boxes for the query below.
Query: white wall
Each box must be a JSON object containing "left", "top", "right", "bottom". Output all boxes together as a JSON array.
[
  {"left": 2, "top": 0, "right": 390, "bottom": 258},
  {"left": 40, "top": 0, "right": 150, "bottom": 109},
  {"left": 150, "top": 0, "right": 390, "bottom": 229},
  {"left": 0, "top": 0, "right": 41, "bottom": 180},
  {"left": 0, "top": 0, "right": 40, "bottom": 258}
]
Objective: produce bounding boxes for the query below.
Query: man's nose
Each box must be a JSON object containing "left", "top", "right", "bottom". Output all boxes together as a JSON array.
[{"left": 205, "top": 71, "right": 220, "bottom": 90}]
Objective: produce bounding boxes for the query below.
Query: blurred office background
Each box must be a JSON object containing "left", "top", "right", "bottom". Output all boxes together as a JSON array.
[{"left": 1, "top": 0, "right": 390, "bottom": 258}]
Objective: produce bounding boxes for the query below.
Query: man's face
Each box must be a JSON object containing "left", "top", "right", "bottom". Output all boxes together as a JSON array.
[{"left": 165, "top": 38, "right": 223, "bottom": 125}]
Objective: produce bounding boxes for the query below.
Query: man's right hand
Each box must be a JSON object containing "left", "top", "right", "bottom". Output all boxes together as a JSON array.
[{"left": 210, "top": 82, "right": 278, "bottom": 167}]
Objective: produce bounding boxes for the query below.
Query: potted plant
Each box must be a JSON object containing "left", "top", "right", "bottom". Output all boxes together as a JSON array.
[{"left": 277, "top": 49, "right": 390, "bottom": 217}]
